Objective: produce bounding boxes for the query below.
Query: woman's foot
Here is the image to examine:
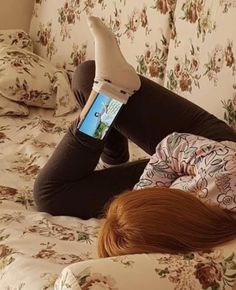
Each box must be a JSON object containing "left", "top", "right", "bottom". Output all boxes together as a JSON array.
[{"left": 87, "top": 16, "right": 141, "bottom": 103}]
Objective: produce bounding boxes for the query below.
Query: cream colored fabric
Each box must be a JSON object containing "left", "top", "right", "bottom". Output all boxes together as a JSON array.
[
  {"left": 164, "top": 0, "right": 236, "bottom": 128},
  {"left": 0, "top": 108, "right": 235, "bottom": 290},
  {"left": 0, "top": 92, "right": 29, "bottom": 116},
  {"left": 0, "top": 45, "right": 77, "bottom": 116},
  {"left": 29, "top": 0, "right": 176, "bottom": 85},
  {"left": 55, "top": 243, "right": 236, "bottom": 290},
  {"left": 0, "top": 29, "right": 33, "bottom": 51}
]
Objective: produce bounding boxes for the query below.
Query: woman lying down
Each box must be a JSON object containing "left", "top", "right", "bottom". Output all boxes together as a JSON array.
[{"left": 33, "top": 16, "right": 236, "bottom": 257}]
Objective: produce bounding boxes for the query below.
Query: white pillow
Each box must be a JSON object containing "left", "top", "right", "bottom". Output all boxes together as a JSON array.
[
  {"left": 0, "top": 46, "right": 77, "bottom": 116},
  {"left": 0, "top": 29, "right": 33, "bottom": 51},
  {"left": 55, "top": 240, "right": 236, "bottom": 290}
]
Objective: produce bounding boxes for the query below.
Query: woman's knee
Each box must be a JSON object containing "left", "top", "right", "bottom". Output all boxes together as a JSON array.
[
  {"left": 33, "top": 169, "right": 60, "bottom": 215},
  {"left": 71, "top": 60, "right": 95, "bottom": 107}
]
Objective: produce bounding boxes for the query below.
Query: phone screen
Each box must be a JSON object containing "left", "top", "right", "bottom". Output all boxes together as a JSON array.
[{"left": 77, "top": 92, "right": 123, "bottom": 140}]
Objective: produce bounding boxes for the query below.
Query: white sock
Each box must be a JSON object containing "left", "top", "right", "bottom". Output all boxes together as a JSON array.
[{"left": 87, "top": 16, "right": 141, "bottom": 103}]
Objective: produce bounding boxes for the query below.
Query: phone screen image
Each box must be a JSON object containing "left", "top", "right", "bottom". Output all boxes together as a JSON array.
[{"left": 77, "top": 93, "right": 123, "bottom": 139}]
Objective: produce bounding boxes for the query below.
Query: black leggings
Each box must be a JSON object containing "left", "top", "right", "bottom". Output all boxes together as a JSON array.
[{"left": 33, "top": 60, "right": 236, "bottom": 219}]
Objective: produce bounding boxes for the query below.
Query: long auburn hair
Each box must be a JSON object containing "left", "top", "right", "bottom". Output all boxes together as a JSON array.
[{"left": 97, "top": 187, "right": 236, "bottom": 257}]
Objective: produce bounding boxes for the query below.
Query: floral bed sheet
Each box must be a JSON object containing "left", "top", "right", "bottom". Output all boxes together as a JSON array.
[
  {"left": 0, "top": 109, "right": 236, "bottom": 290},
  {"left": 0, "top": 108, "right": 149, "bottom": 290},
  {"left": 0, "top": 109, "right": 102, "bottom": 289}
]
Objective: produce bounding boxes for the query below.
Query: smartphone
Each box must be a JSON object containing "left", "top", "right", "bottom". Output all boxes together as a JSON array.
[{"left": 77, "top": 92, "right": 123, "bottom": 140}]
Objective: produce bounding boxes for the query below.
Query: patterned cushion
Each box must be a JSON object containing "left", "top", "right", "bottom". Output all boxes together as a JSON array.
[
  {"left": 164, "top": 0, "right": 236, "bottom": 130},
  {"left": 0, "top": 93, "right": 29, "bottom": 116},
  {"left": 55, "top": 242, "right": 236, "bottom": 290},
  {"left": 0, "top": 29, "right": 33, "bottom": 51},
  {"left": 0, "top": 46, "right": 77, "bottom": 116},
  {"left": 29, "top": 0, "right": 177, "bottom": 84}
]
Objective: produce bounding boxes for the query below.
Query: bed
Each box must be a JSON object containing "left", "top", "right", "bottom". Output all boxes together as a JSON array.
[
  {"left": 1, "top": 108, "right": 236, "bottom": 290},
  {"left": 0, "top": 0, "right": 236, "bottom": 289}
]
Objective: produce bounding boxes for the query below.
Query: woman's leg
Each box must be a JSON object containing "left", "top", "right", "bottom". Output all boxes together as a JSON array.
[
  {"left": 71, "top": 17, "right": 236, "bottom": 159},
  {"left": 34, "top": 17, "right": 149, "bottom": 219},
  {"left": 73, "top": 60, "right": 236, "bottom": 157},
  {"left": 33, "top": 120, "right": 148, "bottom": 219},
  {"left": 72, "top": 61, "right": 129, "bottom": 165},
  {"left": 34, "top": 16, "right": 236, "bottom": 219}
]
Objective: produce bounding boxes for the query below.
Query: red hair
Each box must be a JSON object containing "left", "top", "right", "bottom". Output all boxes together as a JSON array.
[{"left": 98, "top": 187, "right": 236, "bottom": 257}]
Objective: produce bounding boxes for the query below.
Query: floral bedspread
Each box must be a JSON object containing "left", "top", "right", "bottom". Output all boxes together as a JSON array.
[
  {"left": 0, "top": 109, "right": 101, "bottom": 289},
  {"left": 0, "top": 108, "right": 236, "bottom": 290},
  {"left": 0, "top": 108, "right": 148, "bottom": 290}
]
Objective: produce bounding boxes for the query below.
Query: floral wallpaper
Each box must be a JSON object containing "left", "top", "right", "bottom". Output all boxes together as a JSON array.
[
  {"left": 29, "top": 0, "right": 236, "bottom": 127},
  {"left": 164, "top": 0, "right": 236, "bottom": 130},
  {"left": 29, "top": 0, "right": 177, "bottom": 84}
]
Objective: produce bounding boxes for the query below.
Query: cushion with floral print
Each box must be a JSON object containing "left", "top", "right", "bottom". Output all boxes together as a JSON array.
[
  {"left": 0, "top": 29, "right": 34, "bottom": 52},
  {"left": 0, "top": 93, "right": 29, "bottom": 116},
  {"left": 0, "top": 46, "right": 77, "bottom": 116},
  {"left": 55, "top": 241, "right": 236, "bottom": 290}
]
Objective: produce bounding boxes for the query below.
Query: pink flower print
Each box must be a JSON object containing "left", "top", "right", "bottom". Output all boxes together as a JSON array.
[
  {"left": 149, "top": 59, "right": 160, "bottom": 77},
  {"left": 167, "top": 0, "right": 176, "bottom": 7},
  {"left": 82, "top": 273, "right": 118, "bottom": 290},
  {"left": 195, "top": 261, "right": 222, "bottom": 289},
  {"left": 225, "top": 43, "right": 235, "bottom": 68},
  {"left": 187, "top": 3, "right": 198, "bottom": 23},
  {"left": 174, "top": 63, "right": 181, "bottom": 77},
  {"left": 179, "top": 71, "right": 192, "bottom": 91},
  {"left": 191, "top": 58, "right": 199, "bottom": 72},
  {"left": 158, "top": 0, "right": 169, "bottom": 14},
  {"left": 0, "top": 245, "right": 11, "bottom": 258},
  {"left": 141, "top": 7, "right": 148, "bottom": 28}
]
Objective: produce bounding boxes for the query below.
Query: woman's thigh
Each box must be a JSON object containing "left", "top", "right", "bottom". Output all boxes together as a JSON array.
[{"left": 34, "top": 157, "right": 148, "bottom": 219}]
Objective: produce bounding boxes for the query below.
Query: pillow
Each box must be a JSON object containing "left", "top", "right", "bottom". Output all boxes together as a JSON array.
[
  {"left": 0, "top": 46, "right": 77, "bottom": 116},
  {"left": 0, "top": 93, "right": 29, "bottom": 116},
  {"left": 0, "top": 29, "right": 33, "bottom": 51},
  {"left": 55, "top": 241, "right": 236, "bottom": 290}
]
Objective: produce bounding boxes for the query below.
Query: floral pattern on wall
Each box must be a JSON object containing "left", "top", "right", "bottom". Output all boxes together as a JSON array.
[
  {"left": 223, "top": 89, "right": 236, "bottom": 131},
  {"left": 29, "top": 0, "right": 236, "bottom": 128},
  {"left": 36, "top": 22, "right": 57, "bottom": 60},
  {"left": 204, "top": 42, "right": 236, "bottom": 86},
  {"left": 136, "top": 36, "right": 169, "bottom": 80},
  {"left": 165, "top": 0, "right": 236, "bottom": 129},
  {"left": 166, "top": 42, "right": 201, "bottom": 93},
  {"left": 180, "top": 0, "right": 216, "bottom": 42},
  {"left": 29, "top": 0, "right": 178, "bottom": 85},
  {"left": 58, "top": 0, "right": 82, "bottom": 41}
]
